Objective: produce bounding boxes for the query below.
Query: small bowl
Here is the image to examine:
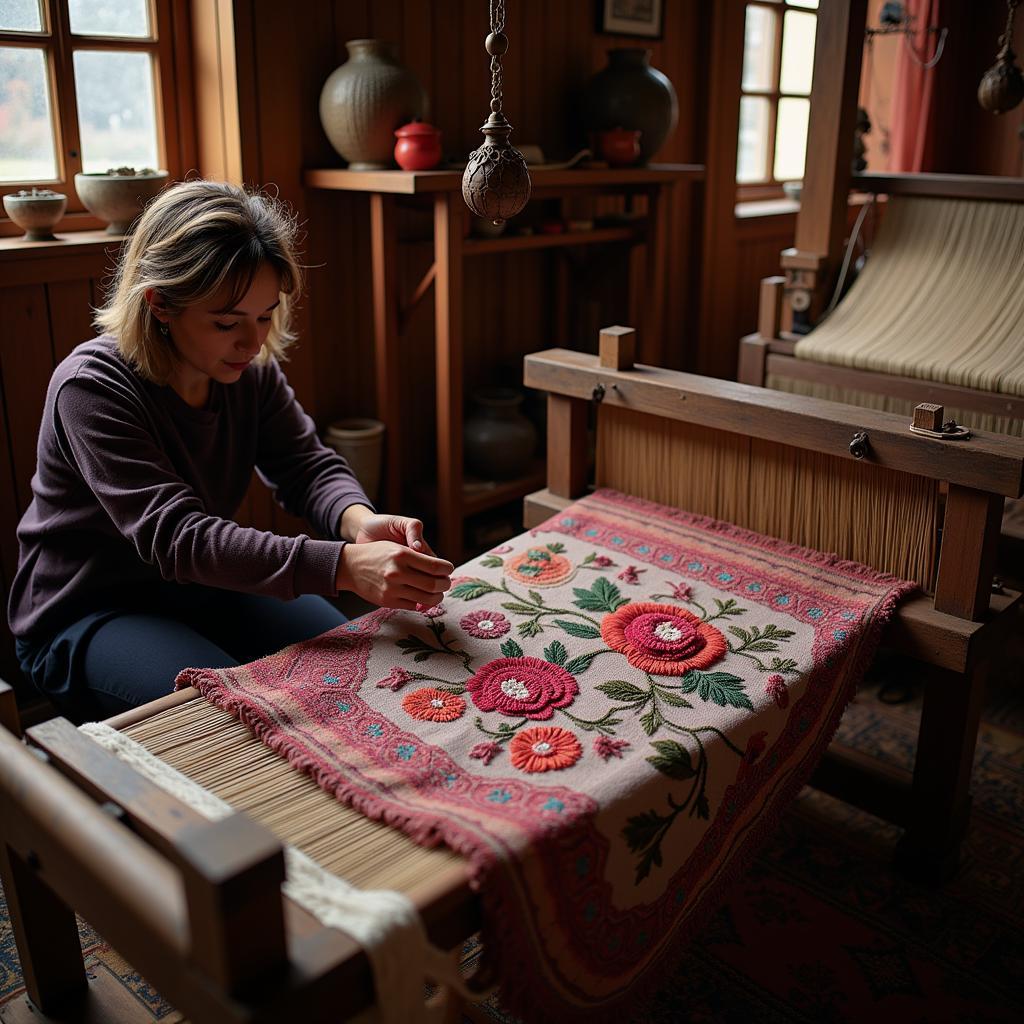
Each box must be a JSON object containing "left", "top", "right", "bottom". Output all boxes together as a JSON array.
[
  {"left": 3, "top": 188, "right": 67, "bottom": 241},
  {"left": 75, "top": 170, "right": 169, "bottom": 234}
]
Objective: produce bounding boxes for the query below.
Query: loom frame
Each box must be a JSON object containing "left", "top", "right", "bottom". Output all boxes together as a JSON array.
[
  {"left": 524, "top": 330, "right": 1024, "bottom": 883},
  {"left": 0, "top": 332, "right": 1021, "bottom": 1021},
  {"left": 735, "top": 0, "right": 1024, "bottom": 432}
]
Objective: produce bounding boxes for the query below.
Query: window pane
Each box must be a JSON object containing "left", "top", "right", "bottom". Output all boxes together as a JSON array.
[
  {"left": 737, "top": 95, "right": 770, "bottom": 184},
  {"left": 0, "top": 46, "right": 58, "bottom": 181},
  {"left": 74, "top": 49, "right": 159, "bottom": 172},
  {"left": 774, "top": 96, "right": 809, "bottom": 181},
  {"left": 779, "top": 11, "right": 816, "bottom": 95},
  {"left": 741, "top": 5, "right": 777, "bottom": 92},
  {"left": 0, "top": 0, "right": 42, "bottom": 32},
  {"left": 68, "top": 0, "right": 150, "bottom": 38}
]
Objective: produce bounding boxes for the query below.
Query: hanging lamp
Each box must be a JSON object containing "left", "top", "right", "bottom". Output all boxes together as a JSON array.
[
  {"left": 978, "top": 0, "right": 1024, "bottom": 114},
  {"left": 462, "top": 0, "right": 531, "bottom": 225}
]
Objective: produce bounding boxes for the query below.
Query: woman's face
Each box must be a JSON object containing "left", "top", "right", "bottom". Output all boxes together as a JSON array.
[{"left": 160, "top": 262, "right": 282, "bottom": 404}]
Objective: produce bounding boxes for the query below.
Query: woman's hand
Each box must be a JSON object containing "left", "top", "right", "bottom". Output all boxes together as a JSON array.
[
  {"left": 335, "top": 540, "right": 453, "bottom": 610},
  {"left": 349, "top": 511, "right": 438, "bottom": 554}
]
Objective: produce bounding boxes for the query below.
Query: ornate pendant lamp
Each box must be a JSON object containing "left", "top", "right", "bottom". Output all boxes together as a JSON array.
[
  {"left": 978, "top": 0, "right": 1024, "bottom": 114},
  {"left": 462, "top": 0, "right": 531, "bottom": 225}
]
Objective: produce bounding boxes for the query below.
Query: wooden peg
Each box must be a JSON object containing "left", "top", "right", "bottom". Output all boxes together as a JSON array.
[
  {"left": 599, "top": 326, "right": 636, "bottom": 370},
  {"left": 913, "top": 403, "right": 944, "bottom": 432}
]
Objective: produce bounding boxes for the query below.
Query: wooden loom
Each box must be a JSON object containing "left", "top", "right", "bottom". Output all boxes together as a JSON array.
[
  {"left": 737, "top": 0, "right": 1024, "bottom": 439},
  {"left": 1, "top": 328, "right": 1022, "bottom": 1023}
]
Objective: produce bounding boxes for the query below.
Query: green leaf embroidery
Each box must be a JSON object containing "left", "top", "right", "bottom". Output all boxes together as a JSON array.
[
  {"left": 646, "top": 740, "right": 696, "bottom": 780},
  {"left": 681, "top": 670, "right": 754, "bottom": 711},
  {"left": 543, "top": 640, "right": 568, "bottom": 666},
  {"left": 712, "top": 598, "right": 746, "bottom": 618},
  {"left": 564, "top": 651, "right": 601, "bottom": 675},
  {"left": 769, "top": 656, "right": 799, "bottom": 675},
  {"left": 640, "top": 705, "right": 665, "bottom": 736},
  {"left": 451, "top": 580, "right": 493, "bottom": 600},
  {"left": 596, "top": 680, "right": 647, "bottom": 702},
  {"left": 518, "top": 619, "right": 544, "bottom": 638},
  {"left": 554, "top": 619, "right": 602, "bottom": 639},
  {"left": 480, "top": 555, "right": 504, "bottom": 569},
  {"left": 528, "top": 590, "right": 544, "bottom": 606},
  {"left": 502, "top": 602, "right": 540, "bottom": 615},
  {"left": 526, "top": 548, "right": 551, "bottom": 562},
  {"left": 654, "top": 687, "right": 693, "bottom": 709},
  {"left": 500, "top": 639, "right": 524, "bottom": 658},
  {"left": 623, "top": 810, "right": 667, "bottom": 854},
  {"left": 546, "top": 542, "right": 566, "bottom": 554},
  {"left": 572, "top": 577, "right": 629, "bottom": 613},
  {"left": 582, "top": 552, "right": 596, "bottom": 565},
  {"left": 517, "top": 564, "right": 543, "bottom": 577}
]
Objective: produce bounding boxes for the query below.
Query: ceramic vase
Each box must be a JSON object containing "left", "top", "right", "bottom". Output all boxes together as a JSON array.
[
  {"left": 324, "top": 418, "right": 385, "bottom": 505},
  {"left": 394, "top": 121, "right": 443, "bottom": 170},
  {"left": 464, "top": 388, "right": 537, "bottom": 481},
  {"left": 319, "top": 40, "right": 428, "bottom": 170},
  {"left": 74, "top": 171, "right": 169, "bottom": 234},
  {"left": 584, "top": 49, "right": 678, "bottom": 163},
  {"left": 2, "top": 188, "right": 66, "bottom": 240}
]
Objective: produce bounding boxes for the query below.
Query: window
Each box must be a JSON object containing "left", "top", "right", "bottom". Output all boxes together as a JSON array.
[
  {"left": 737, "top": 0, "right": 818, "bottom": 188},
  {"left": 0, "top": 0, "right": 186, "bottom": 223}
]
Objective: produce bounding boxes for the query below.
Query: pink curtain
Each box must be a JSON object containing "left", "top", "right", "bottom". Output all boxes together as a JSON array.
[{"left": 888, "top": 0, "right": 943, "bottom": 171}]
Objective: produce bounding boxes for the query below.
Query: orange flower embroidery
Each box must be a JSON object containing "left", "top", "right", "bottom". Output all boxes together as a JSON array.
[
  {"left": 401, "top": 687, "right": 466, "bottom": 722},
  {"left": 601, "top": 602, "right": 727, "bottom": 676},
  {"left": 509, "top": 726, "right": 582, "bottom": 773},
  {"left": 505, "top": 549, "right": 575, "bottom": 588}
]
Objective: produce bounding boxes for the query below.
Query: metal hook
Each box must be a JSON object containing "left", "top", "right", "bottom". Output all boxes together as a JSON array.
[
  {"left": 592, "top": 383, "right": 606, "bottom": 404},
  {"left": 849, "top": 431, "right": 870, "bottom": 459}
]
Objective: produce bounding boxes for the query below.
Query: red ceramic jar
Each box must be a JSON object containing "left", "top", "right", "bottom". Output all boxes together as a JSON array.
[
  {"left": 598, "top": 127, "right": 642, "bottom": 167},
  {"left": 394, "top": 121, "right": 443, "bottom": 171}
]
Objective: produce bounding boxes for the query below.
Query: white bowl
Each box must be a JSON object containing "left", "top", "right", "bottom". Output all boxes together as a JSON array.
[{"left": 74, "top": 170, "right": 169, "bottom": 234}]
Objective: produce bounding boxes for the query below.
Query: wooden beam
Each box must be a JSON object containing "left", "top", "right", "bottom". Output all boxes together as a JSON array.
[
  {"left": 523, "top": 350, "right": 1024, "bottom": 497},
  {"left": 934, "top": 485, "right": 1004, "bottom": 620},
  {"left": 852, "top": 172, "right": 1024, "bottom": 202},
  {"left": 546, "top": 395, "right": 589, "bottom": 499}
]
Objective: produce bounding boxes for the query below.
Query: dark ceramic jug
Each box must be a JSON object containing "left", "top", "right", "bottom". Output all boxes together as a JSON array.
[{"left": 464, "top": 388, "right": 538, "bottom": 481}]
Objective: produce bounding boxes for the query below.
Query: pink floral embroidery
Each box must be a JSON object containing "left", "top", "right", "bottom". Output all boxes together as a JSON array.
[
  {"left": 460, "top": 610, "right": 511, "bottom": 639},
  {"left": 505, "top": 550, "right": 575, "bottom": 588},
  {"left": 765, "top": 673, "right": 789, "bottom": 709},
  {"left": 617, "top": 565, "right": 646, "bottom": 585},
  {"left": 416, "top": 602, "right": 446, "bottom": 617},
  {"left": 467, "top": 657, "right": 579, "bottom": 720},
  {"left": 666, "top": 581, "right": 692, "bottom": 602},
  {"left": 490, "top": 544, "right": 514, "bottom": 555},
  {"left": 737, "top": 731, "right": 769, "bottom": 781},
  {"left": 510, "top": 726, "right": 582, "bottom": 773},
  {"left": 469, "top": 741, "right": 503, "bottom": 765},
  {"left": 402, "top": 687, "right": 466, "bottom": 722},
  {"left": 376, "top": 666, "right": 414, "bottom": 691},
  {"left": 601, "top": 602, "right": 727, "bottom": 676},
  {"left": 594, "top": 736, "right": 630, "bottom": 760},
  {"left": 592, "top": 555, "right": 615, "bottom": 568}
]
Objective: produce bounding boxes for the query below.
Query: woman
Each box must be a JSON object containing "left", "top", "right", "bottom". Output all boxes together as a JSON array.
[{"left": 8, "top": 180, "right": 452, "bottom": 721}]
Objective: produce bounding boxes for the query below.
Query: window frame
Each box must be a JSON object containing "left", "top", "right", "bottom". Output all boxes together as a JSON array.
[
  {"left": 736, "top": 0, "right": 817, "bottom": 199},
  {"left": 0, "top": 0, "right": 190, "bottom": 234}
]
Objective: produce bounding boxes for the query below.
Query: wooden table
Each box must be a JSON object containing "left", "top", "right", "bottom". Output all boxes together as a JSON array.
[{"left": 304, "top": 164, "right": 704, "bottom": 559}]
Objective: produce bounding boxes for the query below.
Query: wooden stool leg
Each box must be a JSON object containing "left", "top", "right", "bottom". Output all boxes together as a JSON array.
[
  {"left": 0, "top": 843, "right": 87, "bottom": 1012},
  {"left": 895, "top": 661, "right": 988, "bottom": 881}
]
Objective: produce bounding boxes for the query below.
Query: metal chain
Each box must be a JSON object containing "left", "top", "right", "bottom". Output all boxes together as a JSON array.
[
  {"left": 1004, "top": 0, "right": 1020, "bottom": 48},
  {"left": 488, "top": 0, "right": 506, "bottom": 114},
  {"left": 490, "top": 0, "right": 506, "bottom": 33}
]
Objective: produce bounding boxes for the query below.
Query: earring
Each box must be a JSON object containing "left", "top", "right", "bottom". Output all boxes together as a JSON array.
[{"left": 157, "top": 321, "right": 170, "bottom": 338}]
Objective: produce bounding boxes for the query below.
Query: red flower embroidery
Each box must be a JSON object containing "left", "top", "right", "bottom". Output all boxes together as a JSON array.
[
  {"left": 737, "top": 730, "right": 769, "bottom": 781},
  {"left": 460, "top": 610, "right": 511, "bottom": 639},
  {"left": 666, "top": 581, "right": 692, "bottom": 602},
  {"left": 765, "top": 673, "right": 789, "bottom": 709},
  {"left": 469, "top": 741, "right": 503, "bottom": 765},
  {"left": 416, "top": 602, "right": 446, "bottom": 617},
  {"left": 376, "top": 666, "right": 414, "bottom": 691},
  {"left": 401, "top": 687, "right": 466, "bottom": 722},
  {"left": 601, "top": 602, "right": 727, "bottom": 676},
  {"left": 467, "top": 657, "right": 579, "bottom": 720},
  {"left": 510, "top": 726, "right": 582, "bottom": 773},
  {"left": 594, "top": 736, "right": 630, "bottom": 760},
  {"left": 592, "top": 555, "right": 615, "bottom": 568},
  {"left": 617, "top": 565, "right": 646, "bottom": 585},
  {"left": 505, "top": 550, "right": 575, "bottom": 588}
]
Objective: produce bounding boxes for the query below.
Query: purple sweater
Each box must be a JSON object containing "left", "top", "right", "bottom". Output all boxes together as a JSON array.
[{"left": 8, "top": 337, "right": 370, "bottom": 642}]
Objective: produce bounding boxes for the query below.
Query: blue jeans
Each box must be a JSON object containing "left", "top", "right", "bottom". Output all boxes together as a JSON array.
[{"left": 16, "top": 583, "right": 348, "bottom": 722}]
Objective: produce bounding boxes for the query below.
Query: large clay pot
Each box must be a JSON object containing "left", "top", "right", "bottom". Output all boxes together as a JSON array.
[
  {"left": 319, "top": 40, "right": 428, "bottom": 170},
  {"left": 74, "top": 171, "right": 169, "bottom": 234},
  {"left": 324, "top": 418, "right": 385, "bottom": 504},
  {"left": 464, "top": 387, "right": 538, "bottom": 481},
  {"left": 584, "top": 49, "right": 678, "bottom": 163}
]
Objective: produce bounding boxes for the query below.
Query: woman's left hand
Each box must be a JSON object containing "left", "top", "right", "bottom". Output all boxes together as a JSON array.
[{"left": 348, "top": 510, "right": 438, "bottom": 556}]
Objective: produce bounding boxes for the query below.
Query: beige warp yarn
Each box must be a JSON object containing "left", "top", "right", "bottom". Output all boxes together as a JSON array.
[{"left": 793, "top": 196, "right": 1024, "bottom": 404}]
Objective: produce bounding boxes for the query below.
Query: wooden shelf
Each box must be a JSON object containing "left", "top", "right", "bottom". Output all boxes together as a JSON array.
[
  {"left": 464, "top": 226, "right": 640, "bottom": 255},
  {"left": 0, "top": 228, "right": 124, "bottom": 261},
  {"left": 462, "top": 464, "right": 547, "bottom": 516}
]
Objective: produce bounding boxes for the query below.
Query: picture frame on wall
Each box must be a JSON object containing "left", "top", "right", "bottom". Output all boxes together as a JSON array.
[{"left": 598, "top": 0, "right": 664, "bottom": 39}]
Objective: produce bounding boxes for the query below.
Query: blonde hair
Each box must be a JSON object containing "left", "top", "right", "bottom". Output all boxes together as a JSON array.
[{"left": 95, "top": 180, "right": 303, "bottom": 383}]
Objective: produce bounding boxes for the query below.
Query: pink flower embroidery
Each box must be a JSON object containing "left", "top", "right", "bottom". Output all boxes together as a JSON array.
[
  {"left": 617, "top": 565, "right": 646, "bottom": 585},
  {"left": 490, "top": 544, "right": 514, "bottom": 555},
  {"left": 402, "top": 687, "right": 466, "bottom": 723},
  {"left": 416, "top": 602, "right": 446, "bottom": 617},
  {"left": 505, "top": 550, "right": 575, "bottom": 588},
  {"left": 594, "top": 736, "right": 630, "bottom": 760},
  {"left": 376, "top": 666, "right": 414, "bottom": 691},
  {"left": 765, "top": 673, "right": 789, "bottom": 709},
  {"left": 467, "top": 656, "right": 579, "bottom": 720},
  {"left": 469, "top": 741, "right": 503, "bottom": 765},
  {"left": 460, "top": 610, "right": 511, "bottom": 639},
  {"left": 592, "top": 555, "right": 615, "bottom": 568},
  {"left": 602, "top": 602, "right": 727, "bottom": 676},
  {"left": 510, "top": 726, "right": 582, "bottom": 773},
  {"left": 666, "top": 581, "right": 692, "bottom": 602}
]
